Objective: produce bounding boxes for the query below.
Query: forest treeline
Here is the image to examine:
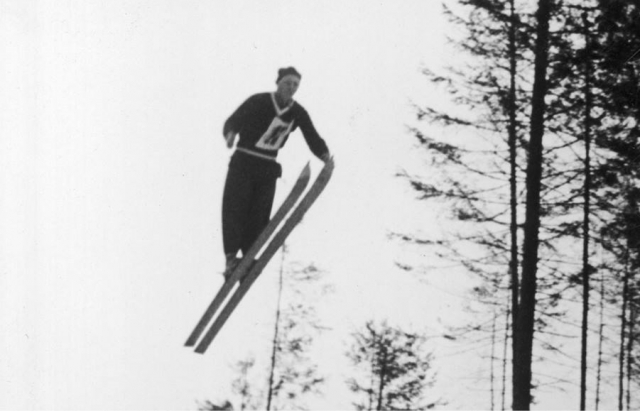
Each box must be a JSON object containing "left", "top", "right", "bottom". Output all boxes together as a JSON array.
[
  {"left": 401, "top": 0, "right": 639, "bottom": 410},
  {"left": 200, "top": 1, "right": 639, "bottom": 410}
]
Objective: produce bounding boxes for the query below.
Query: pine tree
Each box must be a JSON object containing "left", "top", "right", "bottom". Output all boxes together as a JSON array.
[
  {"left": 513, "top": 0, "right": 553, "bottom": 407},
  {"left": 346, "top": 321, "right": 439, "bottom": 411},
  {"left": 402, "top": 0, "right": 539, "bottom": 406}
]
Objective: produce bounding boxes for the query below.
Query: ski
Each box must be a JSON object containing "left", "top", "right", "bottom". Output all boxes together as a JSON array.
[
  {"left": 185, "top": 162, "right": 311, "bottom": 347},
  {"left": 194, "top": 159, "right": 334, "bottom": 354}
]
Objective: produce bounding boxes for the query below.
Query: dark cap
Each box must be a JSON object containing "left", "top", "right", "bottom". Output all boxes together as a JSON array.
[{"left": 276, "top": 67, "right": 302, "bottom": 84}]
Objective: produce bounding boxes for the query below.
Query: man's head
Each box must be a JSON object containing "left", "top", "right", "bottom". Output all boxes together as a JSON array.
[
  {"left": 276, "top": 67, "right": 301, "bottom": 84},
  {"left": 275, "top": 67, "right": 301, "bottom": 104}
]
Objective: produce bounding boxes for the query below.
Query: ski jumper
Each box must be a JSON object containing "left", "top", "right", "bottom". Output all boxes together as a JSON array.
[{"left": 222, "top": 92, "right": 329, "bottom": 258}]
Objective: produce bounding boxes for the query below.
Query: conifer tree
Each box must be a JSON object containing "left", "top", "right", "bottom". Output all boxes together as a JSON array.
[{"left": 346, "top": 321, "right": 439, "bottom": 411}]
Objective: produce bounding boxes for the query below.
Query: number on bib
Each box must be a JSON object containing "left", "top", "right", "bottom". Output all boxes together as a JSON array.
[{"left": 256, "top": 117, "right": 294, "bottom": 151}]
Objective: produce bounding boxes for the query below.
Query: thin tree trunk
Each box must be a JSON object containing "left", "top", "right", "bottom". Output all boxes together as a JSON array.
[
  {"left": 595, "top": 271, "right": 605, "bottom": 411},
  {"left": 625, "top": 302, "right": 635, "bottom": 411},
  {"left": 491, "top": 312, "right": 498, "bottom": 411},
  {"left": 512, "top": 0, "right": 552, "bottom": 409},
  {"left": 266, "top": 245, "right": 287, "bottom": 411},
  {"left": 506, "top": 3, "right": 520, "bottom": 408},
  {"left": 368, "top": 356, "right": 375, "bottom": 411},
  {"left": 368, "top": 337, "right": 376, "bottom": 411},
  {"left": 618, "top": 253, "right": 629, "bottom": 411},
  {"left": 376, "top": 343, "right": 388, "bottom": 411},
  {"left": 580, "top": 11, "right": 593, "bottom": 411},
  {"left": 502, "top": 300, "right": 510, "bottom": 411},
  {"left": 508, "top": 0, "right": 520, "bottom": 357}
]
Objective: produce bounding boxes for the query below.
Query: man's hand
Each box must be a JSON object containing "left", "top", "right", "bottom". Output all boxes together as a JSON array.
[
  {"left": 321, "top": 152, "right": 333, "bottom": 164},
  {"left": 225, "top": 131, "right": 236, "bottom": 148}
]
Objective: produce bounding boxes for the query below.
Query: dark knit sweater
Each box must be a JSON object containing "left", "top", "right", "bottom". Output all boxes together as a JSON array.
[{"left": 223, "top": 93, "right": 329, "bottom": 160}]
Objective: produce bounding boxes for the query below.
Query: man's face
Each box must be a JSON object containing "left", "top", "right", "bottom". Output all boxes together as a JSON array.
[{"left": 276, "top": 75, "right": 300, "bottom": 102}]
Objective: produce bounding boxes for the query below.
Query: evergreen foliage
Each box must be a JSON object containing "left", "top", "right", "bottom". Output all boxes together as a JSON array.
[
  {"left": 403, "top": 0, "right": 640, "bottom": 408},
  {"left": 346, "top": 321, "right": 439, "bottom": 411}
]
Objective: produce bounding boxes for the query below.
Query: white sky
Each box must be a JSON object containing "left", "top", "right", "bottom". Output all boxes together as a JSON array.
[{"left": 0, "top": 1, "right": 591, "bottom": 410}]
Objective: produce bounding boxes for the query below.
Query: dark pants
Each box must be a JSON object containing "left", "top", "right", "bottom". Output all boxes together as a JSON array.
[{"left": 222, "top": 152, "right": 282, "bottom": 257}]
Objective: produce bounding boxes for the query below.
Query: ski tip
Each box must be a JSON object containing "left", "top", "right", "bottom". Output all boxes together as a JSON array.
[
  {"left": 323, "top": 156, "right": 335, "bottom": 174},
  {"left": 328, "top": 156, "right": 335, "bottom": 167},
  {"left": 302, "top": 161, "right": 311, "bottom": 175}
]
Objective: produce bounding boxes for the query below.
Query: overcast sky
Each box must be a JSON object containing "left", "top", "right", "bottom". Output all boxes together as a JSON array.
[{"left": 0, "top": 1, "right": 582, "bottom": 410}]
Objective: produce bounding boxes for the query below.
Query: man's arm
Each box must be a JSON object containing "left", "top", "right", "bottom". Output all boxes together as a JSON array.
[
  {"left": 222, "top": 96, "right": 255, "bottom": 148},
  {"left": 297, "top": 108, "right": 331, "bottom": 162},
  {"left": 224, "top": 131, "right": 236, "bottom": 148}
]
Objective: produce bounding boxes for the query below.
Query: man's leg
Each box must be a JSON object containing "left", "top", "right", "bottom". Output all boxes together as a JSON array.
[
  {"left": 222, "top": 163, "right": 252, "bottom": 263},
  {"left": 241, "top": 176, "right": 277, "bottom": 256}
]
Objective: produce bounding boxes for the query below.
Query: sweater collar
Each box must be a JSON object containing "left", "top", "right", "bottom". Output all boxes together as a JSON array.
[{"left": 271, "top": 93, "right": 294, "bottom": 116}]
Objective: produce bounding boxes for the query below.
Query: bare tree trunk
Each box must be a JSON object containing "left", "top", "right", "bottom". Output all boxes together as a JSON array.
[
  {"left": 491, "top": 312, "right": 498, "bottom": 411},
  {"left": 376, "top": 344, "right": 388, "bottom": 411},
  {"left": 507, "top": 0, "right": 520, "bottom": 357},
  {"left": 595, "top": 271, "right": 605, "bottom": 411},
  {"left": 506, "top": 3, "right": 520, "bottom": 408},
  {"left": 618, "top": 254, "right": 629, "bottom": 411},
  {"left": 580, "top": 11, "right": 593, "bottom": 411},
  {"left": 266, "top": 245, "right": 287, "bottom": 411},
  {"left": 368, "top": 358, "right": 375, "bottom": 411},
  {"left": 512, "top": 0, "right": 552, "bottom": 409},
  {"left": 625, "top": 296, "right": 636, "bottom": 410},
  {"left": 502, "top": 300, "right": 510, "bottom": 411}
]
